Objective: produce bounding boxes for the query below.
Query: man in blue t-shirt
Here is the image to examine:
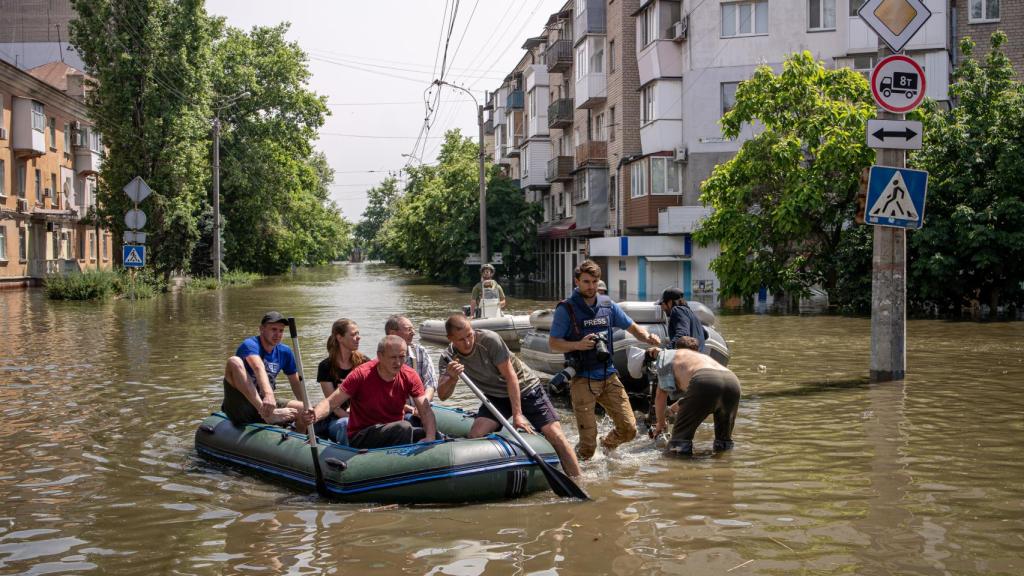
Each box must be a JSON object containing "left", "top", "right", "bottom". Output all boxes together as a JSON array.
[
  {"left": 549, "top": 260, "right": 661, "bottom": 460},
  {"left": 221, "top": 311, "right": 306, "bottom": 426}
]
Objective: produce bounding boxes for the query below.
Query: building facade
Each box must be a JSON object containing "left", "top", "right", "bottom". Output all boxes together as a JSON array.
[
  {"left": 0, "top": 59, "right": 112, "bottom": 288},
  {"left": 952, "top": 0, "right": 1024, "bottom": 78}
]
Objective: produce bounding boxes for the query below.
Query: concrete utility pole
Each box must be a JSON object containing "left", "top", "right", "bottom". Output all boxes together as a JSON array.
[
  {"left": 433, "top": 79, "right": 489, "bottom": 267},
  {"left": 212, "top": 115, "right": 221, "bottom": 283},
  {"left": 871, "top": 50, "right": 906, "bottom": 382}
]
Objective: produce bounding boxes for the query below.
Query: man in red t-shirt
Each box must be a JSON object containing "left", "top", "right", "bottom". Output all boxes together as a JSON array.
[{"left": 305, "top": 335, "right": 437, "bottom": 448}]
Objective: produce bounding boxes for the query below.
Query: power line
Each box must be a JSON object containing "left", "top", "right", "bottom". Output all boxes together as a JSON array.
[
  {"left": 320, "top": 132, "right": 445, "bottom": 140},
  {"left": 326, "top": 99, "right": 473, "bottom": 107}
]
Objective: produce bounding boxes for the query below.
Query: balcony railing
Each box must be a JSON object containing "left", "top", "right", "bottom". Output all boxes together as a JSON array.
[
  {"left": 546, "top": 156, "right": 575, "bottom": 182},
  {"left": 575, "top": 140, "right": 607, "bottom": 167},
  {"left": 547, "top": 98, "right": 574, "bottom": 129},
  {"left": 484, "top": 118, "right": 494, "bottom": 134},
  {"left": 503, "top": 136, "right": 523, "bottom": 158},
  {"left": 506, "top": 90, "right": 524, "bottom": 109},
  {"left": 545, "top": 39, "right": 573, "bottom": 73}
]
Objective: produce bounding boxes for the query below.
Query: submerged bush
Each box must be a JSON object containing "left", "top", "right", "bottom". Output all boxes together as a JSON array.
[
  {"left": 45, "top": 268, "right": 167, "bottom": 300},
  {"left": 186, "top": 270, "right": 262, "bottom": 291}
]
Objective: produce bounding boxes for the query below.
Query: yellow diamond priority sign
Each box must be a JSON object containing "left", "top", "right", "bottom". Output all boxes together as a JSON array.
[{"left": 858, "top": 0, "right": 932, "bottom": 53}]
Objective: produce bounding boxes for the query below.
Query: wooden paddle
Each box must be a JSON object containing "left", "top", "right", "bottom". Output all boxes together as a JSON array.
[
  {"left": 454, "top": 371, "right": 589, "bottom": 501},
  {"left": 287, "top": 317, "right": 328, "bottom": 498}
]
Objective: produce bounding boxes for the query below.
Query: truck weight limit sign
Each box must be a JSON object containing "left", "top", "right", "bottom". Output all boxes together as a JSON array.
[{"left": 871, "top": 55, "right": 926, "bottom": 114}]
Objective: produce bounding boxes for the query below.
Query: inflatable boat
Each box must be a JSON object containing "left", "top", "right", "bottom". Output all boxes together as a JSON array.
[
  {"left": 195, "top": 405, "right": 560, "bottom": 503},
  {"left": 419, "top": 296, "right": 531, "bottom": 351},
  {"left": 520, "top": 301, "right": 730, "bottom": 398}
]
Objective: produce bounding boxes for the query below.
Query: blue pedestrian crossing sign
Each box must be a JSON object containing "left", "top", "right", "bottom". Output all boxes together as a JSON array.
[
  {"left": 123, "top": 245, "right": 146, "bottom": 268},
  {"left": 864, "top": 165, "right": 928, "bottom": 229}
]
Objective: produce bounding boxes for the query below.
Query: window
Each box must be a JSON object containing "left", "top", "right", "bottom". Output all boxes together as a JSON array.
[
  {"left": 89, "top": 232, "right": 95, "bottom": 259},
  {"left": 61, "top": 232, "right": 70, "bottom": 260},
  {"left": 35, "top": 169, "right": 41, "bottom": 203},
  {"left": 651, "top": 157, "right": 681, "bottom": 195},
  {"left": 721, "top": 82, "right": 739, "bottom": 116},
  {"left": 64, "top": 122, "right": 70, "bottom": 154},
  {"left": 52, "top": 228, "right": 59, "bottom": 260},
  {"left": 0, "top": 225, "right": 6, "bottom": 260},
  {"left": 576, "top": 45, "right": 587, "bottom": 80},
  {"left": 528, "top": 90, "right": 536, "bottom": 118},
  {"left": 609, "top": 39, "right": 616, "bottom": 72},
  {"left": 590, "top": 38, "right": 605, "bottom": 73},
  {"left": 90, "top": 129, "right": 102, "bottom": 152},
  {"left": 852, "top": 54, "right": 877, "bottom": 73},
  {"left": 970, "top": 0, "right": 1000, "bottom": 22},
  {"left": 79, "top": 230, "right": 85, "bottom": 259},
  {"left": 630, "top": 162, "right": 648, "bottom": 198},
  {"left": 575, "top": 0, "right": 585, "bottom": 13},
  {"left": 849, "top": 0, "right": 866, "bottom": 17},
  {"left": 808, "top": 0, "right": 836, "bottom": 31},
  {"left": 609, "top": 174, "right": 617, "bottom": 209},
  {"left": 594, "top": 112, "right": 606, "bottom": 140},
  {"left": 722, "top": 1, "right": 768, "bottom": 37},
  {"left": 19, "top": 228, "right": 27, "bottom": 261},
  {"left": 640, "top": 6, "right": 657, "bottom": 47},
  {"left": 102, "top": 233, "right": 108, "bottom": 260},
  {"left": 619, "top": 259, "right": 626, "bottom": 272},
  {"left": 0, "top": 160, "right": 4, "bottom": 197},
  {"left": 31, "top": 102, "right": 45, "bottom": 132},
  {"left": 50, "top": 173, "right": 56, "bottom": 203},
  {"left": 609, "top": 107, "right": 616, "bottom": 141},
  {"left": 573, "top": 171, "right": 590, "bottom": 204},
  {"left": 641, "top": 85, "right": 655, "bottom": 124},
  {"left": 17, "top": 165, "right": 26, "bottom": 198},
  {"left": 49, "top": 118, "right": 57, "bottom": 150}
]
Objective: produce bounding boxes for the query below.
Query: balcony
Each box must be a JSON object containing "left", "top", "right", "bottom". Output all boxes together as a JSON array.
[
  {"left": 546, "top": 156, "right": 574, "bottom": 182},
  {"left": 484, "top": 118, "right": 494, "bottom": 135},
  {"left": 547, "top": 98, "right": 574, "bottom": 129},
  {"left": 575, "top": 72, "right": 607, "bottom": 109},
  {"left": 11, "top": 97, "right": 46, "bottom": 158},
  {"left": 506, "top": 90, "right": 524, "bottom": 110},
  {"left": 74, "top": 146, "right": 102, "bottom": 176},
  {"left": 659, "top": 206, "right": 713, "bottom": 234},
  {"left": 573, "top": 0, "right": 607, "bottom": 44},
  {"left": 575, "top": 140, "right": 607, "bottom": 167},
  {"left": 503, "top": 136, "right": 523, "bottom": 158},
  {"left": 545, "top": 39, "right": 573, "bottom": 73}
]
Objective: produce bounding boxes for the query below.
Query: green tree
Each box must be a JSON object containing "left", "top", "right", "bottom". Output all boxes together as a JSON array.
[
  {"left": 354, "top": 177, "right": 401, "bottom": 259},
  {"left": 909, "top": 32, "right": 1024, "bottom": 312},
  {"left": 694, "top": 51, "right": 876, "bottom": 307},
  {"left": 211, "top": 24, "right": 350, "bottom": 274},
  {"left": 379, "top": 130, "right": 540, "bottom": 284},
  {"left": 70, "top": 0, "right": 217, "bottom": 279}
]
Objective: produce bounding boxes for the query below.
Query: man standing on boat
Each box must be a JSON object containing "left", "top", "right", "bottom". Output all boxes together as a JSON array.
[
  {"left": 639, "top": 336, "right": 740, "bottom": 456},
  {"left": 437, "top": 313, "right": 582, "bottom": 478},
  {"left": 304, "top": 335, "right": 437, "bottom": 448},
  {"left": 221, "top": 311, "right": 308, "bottom": 426},
  {"left": 384, "top": 314, "right": 437, "bottom": 419},
  {"left": 658, "top": 288, "right": 706, "bottom": 353},
  {"left": 470, "top": 264, "right": 506, "bottom": 318},
  {"left": 548, "top": 260, "right": 662, "bottom": 460}
]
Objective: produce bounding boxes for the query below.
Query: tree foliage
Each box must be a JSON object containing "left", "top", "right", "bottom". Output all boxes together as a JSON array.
[
  {"left": 354, "top": 177, "right": 401, "bottom": 260},
  {"left": 694, "top": 51, "right": 876, "bottom": 307},
  {"left": 375, "top": 130, "right": 540, "bottom": 284},
  {"left": 909, "top": 32, "right": 1024, "bottom": 312},
  {"left": 70, "top": 0, "right": 216, "bottom": 279},
  {"left": 71, "top": 6, "right": 350, "bottom": 278}
]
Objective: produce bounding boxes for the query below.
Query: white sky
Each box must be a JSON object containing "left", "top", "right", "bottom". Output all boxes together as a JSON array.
[{"left": 205, "top": 0, "right": 566, "bottom": 221}]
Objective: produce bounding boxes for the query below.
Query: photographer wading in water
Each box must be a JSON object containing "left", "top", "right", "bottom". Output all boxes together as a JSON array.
[{"left": 548, "top": 260, "right": 661, "bottom": 459}]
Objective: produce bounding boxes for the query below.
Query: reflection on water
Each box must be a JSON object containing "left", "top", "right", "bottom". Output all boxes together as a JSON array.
[{"left": 1, "top": 263, "right": 1023, "bottom": 575}]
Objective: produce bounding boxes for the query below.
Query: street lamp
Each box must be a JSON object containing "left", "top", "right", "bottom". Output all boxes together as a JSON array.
[
  {"left": 432, "top": 79, "right": 489, "bottom": 270},
  {"left": 211, "top": 90, "right": 250, "bottom": 283}
]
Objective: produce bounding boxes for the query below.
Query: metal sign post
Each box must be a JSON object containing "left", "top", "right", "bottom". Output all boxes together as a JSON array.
[{"left": 122, "top": 176, "right": 152, "bottom": 300}]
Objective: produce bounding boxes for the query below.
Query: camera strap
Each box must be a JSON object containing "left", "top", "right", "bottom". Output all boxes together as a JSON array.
[{"left": 556, "top": 300, "right": 581, "bottom": 338}]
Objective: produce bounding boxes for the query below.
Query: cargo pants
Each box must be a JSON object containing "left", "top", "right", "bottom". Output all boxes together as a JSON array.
[{"left": 569, "top": 373, "right": 638, "bottom": 459}]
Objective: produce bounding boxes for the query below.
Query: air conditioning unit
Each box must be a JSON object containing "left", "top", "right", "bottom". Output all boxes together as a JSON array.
[
  {"left": 672, "top": 16, "right": 689, "bottom": 43},
  {"left": 674, "top": 146, "right": 689, "bottom": 163},
  {"left": 16, "top": 198, "right": 29, "bottom": 213},
  {"left": 0, "top": 127, "right": 7, "bottom": 140}
]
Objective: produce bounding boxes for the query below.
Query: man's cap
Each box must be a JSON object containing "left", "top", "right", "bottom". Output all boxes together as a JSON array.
[
  {"left": 627, "top": 346, "right": 647, "bottom": 379},
  {"left": 657, "top": 287, "right": 685, "bottom": 305},
  {"left": 261, "top": 311, "right": 288, "bottom": 325},
  {"left": 597, "top": 280, "right": 607, "bottom": 291},
  {"left": 481, "top": 263, "right": 495, "bottom": 273}
]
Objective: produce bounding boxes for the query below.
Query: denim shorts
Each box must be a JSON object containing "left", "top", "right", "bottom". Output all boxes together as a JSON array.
[{"left": 476, "top": 384, "right": 560, "bottom": 431}]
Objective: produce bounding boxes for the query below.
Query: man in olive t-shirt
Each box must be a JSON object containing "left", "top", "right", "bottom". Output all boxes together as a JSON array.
[{"left": 437, "top": 313, "right": 581, "bottom": 477}]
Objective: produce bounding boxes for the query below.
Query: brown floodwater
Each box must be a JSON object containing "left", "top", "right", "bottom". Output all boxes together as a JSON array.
[{"left": 1, "top": 263, "right": 1022, "bottom": 575}]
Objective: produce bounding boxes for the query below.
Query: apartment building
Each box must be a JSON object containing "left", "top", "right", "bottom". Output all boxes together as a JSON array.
[
  {"left": 0, "top": 0, "right": 85, "bottom": 70},
  {"left": 0, "top": 59, "right": 112, "bottom": 288},
  {"left": 492, "top": 0, "right": 1013, "bottom": 305}
]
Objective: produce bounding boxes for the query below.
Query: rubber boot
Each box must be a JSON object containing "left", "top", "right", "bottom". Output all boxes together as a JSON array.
[
  {"left": 666, "top": 439, "right": 693, "bottom": 457},
  {"left": 713, "top": 439, "right": 734, "bottom": 452}
]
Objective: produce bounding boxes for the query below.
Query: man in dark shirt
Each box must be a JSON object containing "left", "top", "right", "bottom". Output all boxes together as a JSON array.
[{"left": 658, "top": 287, "right": 706, "bottom": 353}]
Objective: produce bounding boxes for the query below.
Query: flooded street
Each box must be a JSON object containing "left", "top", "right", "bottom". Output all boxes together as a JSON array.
[{"left": 1, "top": 263, "right": 1023, "bottom": 575}]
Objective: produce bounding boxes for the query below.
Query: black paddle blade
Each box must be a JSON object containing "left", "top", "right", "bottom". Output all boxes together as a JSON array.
[
  {"left": 536, "top": 457, "right": 590, "bottom": 500},
  {"left": 310, "top": 445, "right": 329, "bottom": 498}
]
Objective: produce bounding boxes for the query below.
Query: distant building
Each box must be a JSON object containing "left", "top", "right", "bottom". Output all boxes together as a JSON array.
[
  {"left": 952, "top": 0, "right": 1024, "bottom": 79},
  {"left": 0, "top": 58, "right": 112, "bottom": 288},
  {"left": 0, "top": 0, "right": 84, "bottom": 71}
]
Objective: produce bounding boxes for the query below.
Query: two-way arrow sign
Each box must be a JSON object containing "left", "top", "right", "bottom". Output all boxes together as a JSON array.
[{"left": 866, "top": 119, "right": 923, "bottom": 150}]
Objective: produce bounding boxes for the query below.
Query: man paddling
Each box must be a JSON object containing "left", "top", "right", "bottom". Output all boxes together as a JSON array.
[
  {"left": 221, "top": 311, "right": 307, "bottom": 426},
  {"left": 436, "top": 313, "right": 582, "bottom": 478},
  {"left": 304, "top": 335, "right": 437, "bottom": 448}
]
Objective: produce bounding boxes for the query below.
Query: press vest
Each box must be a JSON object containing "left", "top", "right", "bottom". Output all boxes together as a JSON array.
[{"left": 558, "top": 291, "right": 616, "bottom": 377}]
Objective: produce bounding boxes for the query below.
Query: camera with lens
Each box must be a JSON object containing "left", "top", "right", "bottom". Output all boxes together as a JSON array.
[
  {"left": 590, "top": 332, "right": 611, "bottom": 363},
  {"left": 548, "top": 356, "right": 581, "bottom": 394}
]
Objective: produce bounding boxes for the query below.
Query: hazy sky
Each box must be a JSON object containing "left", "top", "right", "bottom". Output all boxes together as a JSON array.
[{"left": 205, "top": 0, "right": 565, "bottom": 222}]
